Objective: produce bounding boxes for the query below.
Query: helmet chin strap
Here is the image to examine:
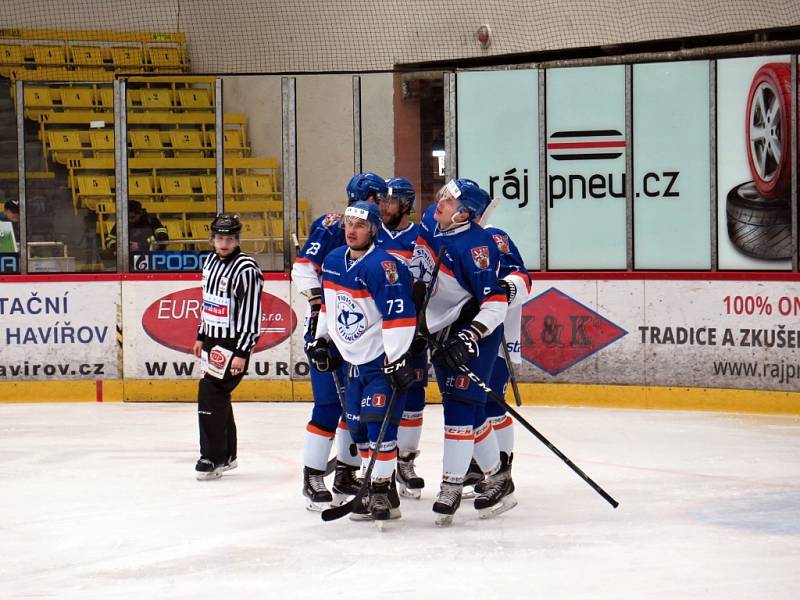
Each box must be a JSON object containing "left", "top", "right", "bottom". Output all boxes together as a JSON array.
[{"left": 441, "top": 207, "right": 468, "bottom": 231}]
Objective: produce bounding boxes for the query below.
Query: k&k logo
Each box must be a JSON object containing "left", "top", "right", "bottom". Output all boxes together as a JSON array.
[{"left": 521, "top": 287, "right": 627, "bottom": 375}]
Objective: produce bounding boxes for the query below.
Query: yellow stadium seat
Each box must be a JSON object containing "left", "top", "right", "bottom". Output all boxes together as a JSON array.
[
  {"left": 159, "top": 175, "right": 195, "bottom": 201},
  {"left": 208, "top": 130, "right": 249, "bottom": 157},
  {"left": 70, "top": 46, "right": 105, "bottom": 67},
  {"left": 240, "top": 217, "right": 267, "bottom": 254},
  {"left": 97, "top": 87, "right": 114, "bottom": 110},
  {"left": 168, "top": 130, "right": 205, "bottom": 158},
  {"left": 129, "top": 130, "right": 165, "bottom": 157},
  {"left": 59, "top": 86, "right": 95, "bottom": 109},
  {"left": 139, "top": 88, "right": 174, "bottom": 110},
  {"left": 32, "top": 44, "right": 67, "bottom": 66},
  {"left": 198, "top": 175, "right": 236, "bottom": 200},
  {"left": 160, "top": 218, "right": 187, "bottom": 250},
  {"left": 177, "top": 88, "right": 212, "bottom": 110},
  {"left": 240, "top": 174, "right": 275, "bottom": 199},
  {"left": 89, "top": 130, "right": 114, "bottom": 158},
  {"left": 23, "top": 86, "right": 55, "bottom": 119},
  {"left": 111, "top": 46, "right": 144, "bottom": 71},
  {"left": 75, "top": 174, "right": 114, "bottom": 211},
  {"left": 0, "top": 44, "right": 25, "bottom": 77},
  {"left": 298, "top": 200, "right": 310, "bottom": 239},
  {"left": 189, "top": 219, "right": 212, "bottom": 241},
  {"left": 47, "top": 130, "right": 85, "bottom": 164},
  {"left": 147, "top": 45, "right": 184, "bottom": 70},
  {"left": 128, "top": 174, "right": 157, "bottom": 201}
]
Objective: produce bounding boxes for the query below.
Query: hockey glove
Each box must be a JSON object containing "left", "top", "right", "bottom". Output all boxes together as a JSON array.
[
  {"left": 431, "top": 328, "right": 480, "bottom": 371},
  {"left": 304, "top": 338, "right": 341, "bottom": 373},
  {"left": 497, "top": 279, "right": 517, "bottom": 304},
  {"left": 381, "top": 353, "right": 417, "bottom": 393}
]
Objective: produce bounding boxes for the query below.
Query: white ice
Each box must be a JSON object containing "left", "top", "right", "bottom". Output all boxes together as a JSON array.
[{"left": 1, "top": 402, "right": 799, "bottom": 599}]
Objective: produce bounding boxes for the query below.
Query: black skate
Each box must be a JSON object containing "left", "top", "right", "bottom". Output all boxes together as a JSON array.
[
  {"left": 369, "top": 480, "right": 392, "bottom": 529},
  {"left": 396, "top": 451, "right": 425, "bottom": 499},
  {"left": 350, "top": 473, "right": 402, "bottom": 522},
  {"left": 303, "top": 466, "right": 333, "bottom": 512},
  {"left": 195, "top": 458, "right": 223, "bottom": 481},
  {"left": 433, "top": 481, "right": 463, "bottom": 527},
  {"left": 332, "top": 461, "right": 361, "bottom": 506},
  {"left": 461, "top": 458, "right": 485, "bottom": 498},
  {"left": 473, "top": 452, "right": 517, "bottom": 519},
  {"left": 221, "top": 457, "right": 238, "bottom": 472}
]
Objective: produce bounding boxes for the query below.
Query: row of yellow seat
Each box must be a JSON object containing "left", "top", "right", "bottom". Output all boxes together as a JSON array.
[
  {"left": 0, "top": 42, "right": 189, "bottom": 80},
  {"left": 22, "top": 84, "right": 216, "bottom": 119},
  {"left": 45, "top": 128, "right": 251, "bottom": 165}
]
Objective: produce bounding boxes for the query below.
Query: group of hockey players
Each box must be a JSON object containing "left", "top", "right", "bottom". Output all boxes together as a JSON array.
[{"left": 292, "top": 172, "right": 532, "bottom": 526}]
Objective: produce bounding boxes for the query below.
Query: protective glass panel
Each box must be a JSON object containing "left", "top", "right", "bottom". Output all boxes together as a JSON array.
[
  {"left": 546, "top": 65, "right": 626, "bottom": 269},
  {"left": 633, "top": 61, "right": 711, "bottom": 269},
  {"left": 0, "top": 80, "right": 19, "bottom": 273},
  {"left": 457, "top": 68, "right": 540, "bottom": 270}
]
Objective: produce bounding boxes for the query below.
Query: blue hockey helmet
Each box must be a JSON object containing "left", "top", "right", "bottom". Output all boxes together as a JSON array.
[
  {"left": 385, "top": 176, "right": 415, "bottom": 214},
  {"left": 445, "top": 178, "right": 491, "bottom": 218},
  {"left": 346, "top": 172, "right": 388, "bottom": 204},
  {"left": 344, "top": 200, "right": 381, "bottom": 231}
]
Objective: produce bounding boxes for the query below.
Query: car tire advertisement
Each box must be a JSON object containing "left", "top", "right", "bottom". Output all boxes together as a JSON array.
[{"left": 717, "top": 55, "right": 794, "bottom": 270}]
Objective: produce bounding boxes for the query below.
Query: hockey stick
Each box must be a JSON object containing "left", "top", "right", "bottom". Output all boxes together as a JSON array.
[
  {"left": 500, "top": 334, "right": 523, "bottom": 407},
  {"left": 430, "top": 339, "right": 619, "bottom": 509},
  {"left": 322, "top": 245, "right": 447, "bottom": 521}
]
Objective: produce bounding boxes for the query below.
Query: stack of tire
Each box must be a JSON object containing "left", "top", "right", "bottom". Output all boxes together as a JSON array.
[{"left": 728, "top": 63, "right": 795, "bottom": 260}]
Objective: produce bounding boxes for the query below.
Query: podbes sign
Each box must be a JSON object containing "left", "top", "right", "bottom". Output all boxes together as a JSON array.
[{"left": 141, "top": 287, "right": 298, "bottom": 353}]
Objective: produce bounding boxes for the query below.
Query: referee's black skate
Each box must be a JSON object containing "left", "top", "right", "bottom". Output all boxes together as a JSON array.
[
  {"left": 195, "top": 458, "right": 223, "bottom": 481},
  {"left": 303, "top": 466, "right": 333, "bottom": 512},
  {"left": 331, "top": 461, "right": 361, "bottom": 506},
  {"left": 433, "top": 481, "right": 463, "bottom": 527},
  {"left": 396, "top": 451, "right": 424, "bottom": 499},
  {"left": 473, "top": 452, "right": 517, "bottom": 519}
]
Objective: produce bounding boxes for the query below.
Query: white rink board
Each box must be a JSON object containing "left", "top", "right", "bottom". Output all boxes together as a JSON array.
[
  {"left": 518, "top": 279, "right": 800, "bottom": 391},
  {"left": 0, "top": 280, "right": 119, "bottom": 380}
]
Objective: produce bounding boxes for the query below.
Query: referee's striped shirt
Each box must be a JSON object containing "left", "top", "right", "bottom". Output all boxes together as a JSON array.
[{"left": 197, "top": 247, "right": 264, "bottom": 357}]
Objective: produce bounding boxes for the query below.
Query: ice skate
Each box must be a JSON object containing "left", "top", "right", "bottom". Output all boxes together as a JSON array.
[
  {"left": 461, "top": 458, "right": 484, "bottom": 499},
  {"left": 331, "top": 461, "right": 361, "bottom": 506},
  {"left": 349, "top": 492, "right": 372, "bottom": 521},
  {"left": 396, "top": 451, "right": 424, "bottom": 499},
  {"left": 221, "top": 457, "right": 238, "bottom": 472},
  {"left": 195, "top": 458, "right": 223, "bottom": 481},
  {"left": 474, "top": 452, "right": 517, "bottom": 519},
  {"left": 369, "top": 480, "right": 393, "bottom": 528},
  {"left": 303, "top": 466, "right": 333, "bottom": 511},
  {"left": 433, "top": 481, "right": 463, "bottom": 527}
]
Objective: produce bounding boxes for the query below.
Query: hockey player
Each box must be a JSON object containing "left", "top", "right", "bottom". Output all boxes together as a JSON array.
[
  {"left": 409, "top": 179, "right": 513, "bottom": 525},
  {"left": 374, "top": 176, "right": 427, "bottom": 499},
  {"left": 192, "top": 213, "right": 264, "bottom": 480},
  {"left": 462, "top": 223, "right": 531, "bottom": 513},
  {"left": 292, "top": 172, "right": 389, "bottom": 510},
  {"left": 306, "top": 201, "right": 417, "bottom": 522}
]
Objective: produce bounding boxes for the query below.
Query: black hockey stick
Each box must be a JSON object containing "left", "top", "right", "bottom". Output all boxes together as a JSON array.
[
  {"left": 322, "top": 245, "right": 447, "bottom": 521},
  {"left": 430, "top": 338, "right": 619, "bottom": 509},
  {"left": 500, "top": 333, "right": 523, "bottom": 407}
]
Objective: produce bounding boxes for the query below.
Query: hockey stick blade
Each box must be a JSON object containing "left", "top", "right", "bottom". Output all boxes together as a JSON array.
[{"left": 430, "top": 338, "right": 619, "bottom": 509}]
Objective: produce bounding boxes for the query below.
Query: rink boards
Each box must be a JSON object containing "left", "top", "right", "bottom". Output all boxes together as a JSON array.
[{"left": 0, "top": 272, "right": 798, "bottom": 413}]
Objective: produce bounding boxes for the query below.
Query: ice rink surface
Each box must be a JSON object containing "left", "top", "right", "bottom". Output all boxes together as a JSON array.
[{"left": 1, "top": 401, "right": 799, "bottom": 600}]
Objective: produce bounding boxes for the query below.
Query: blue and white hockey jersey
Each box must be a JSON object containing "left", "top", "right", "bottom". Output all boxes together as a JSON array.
[
  {"left": 485, "top": 225, "right": 532, "bottom": 364},
  {"left": 317, "top": 244, "right": 416, "bottom": 365},
  {"left": 291, "top": 212, "right": 345, "bottom": 295},
  {"left": 375, "top": 222, "right": 420, "bottom": 265},
  {"left": 409, "top": 205, "right": 507, "bottom": 335}
]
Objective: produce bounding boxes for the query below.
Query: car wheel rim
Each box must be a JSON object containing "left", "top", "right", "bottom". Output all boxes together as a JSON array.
[{"left": 748, "top": 81, "right": 782, "bottom": 184}]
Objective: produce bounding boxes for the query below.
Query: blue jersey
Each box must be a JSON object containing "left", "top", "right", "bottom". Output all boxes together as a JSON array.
[
  {"left": 317, "top": 244, "right": 416, "bottom": 365},
  {"left": 291, "top": 212, "right": 345, "bottom": 295},
  {"left": 485, "top": 225, "right": 532, "bottom": 363},
  {"left": 409, "top": 205, "right": 507, "bottom": 335},
  {"left": 374, "top": 222, "right": 420, "bottom": 266}
]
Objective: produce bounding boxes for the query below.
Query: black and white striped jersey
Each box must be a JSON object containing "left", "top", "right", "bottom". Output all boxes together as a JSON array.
[{"left": 197, "top": 248, "right": 264, "bottom": 357}]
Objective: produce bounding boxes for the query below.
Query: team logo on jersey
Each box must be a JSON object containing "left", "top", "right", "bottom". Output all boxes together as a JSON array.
[
  {"left": 454, "top": 375, "right": 470, "bottom": 390},
  {"left": 381, "top": 260, "right": 399, "bottom": 284},
  {"left": 371, "top": 393, "right": 386, "bottom": 408},
  {"left": 471, "top": 246, "right": 490, "bottom": 269},
  {"left": 335, "top": 292, "right": 366, "bottom": 342},
  {"left": 492, "top": 234, "right": 510, "bottom": 254},
  {"left": 322, "top": 212, "right": 342, "bottom": 228}
]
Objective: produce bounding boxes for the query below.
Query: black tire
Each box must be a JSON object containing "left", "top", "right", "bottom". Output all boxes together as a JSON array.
[{"left": 726, "top": 181, "right": 791, "bottom": 260}]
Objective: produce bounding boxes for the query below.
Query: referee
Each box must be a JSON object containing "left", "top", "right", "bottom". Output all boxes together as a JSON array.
[{"left": 192, "top": 213, "right": 264, "bottom": 480}]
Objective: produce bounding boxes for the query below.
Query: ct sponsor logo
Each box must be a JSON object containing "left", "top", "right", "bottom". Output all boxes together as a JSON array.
[
  {"left": 334, "top": 292, "right": 366, "bottom": 342},
  {"left": 141, "top": 287, "right": 297, "bottom": 353},
  {"left": 209, "top": 348, "right": 227, "bottom": 368}
]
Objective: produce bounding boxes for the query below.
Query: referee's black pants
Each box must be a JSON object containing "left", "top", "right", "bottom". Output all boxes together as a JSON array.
[{"left": 197, "top": 338, "right": 247, "bottom": 466}]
